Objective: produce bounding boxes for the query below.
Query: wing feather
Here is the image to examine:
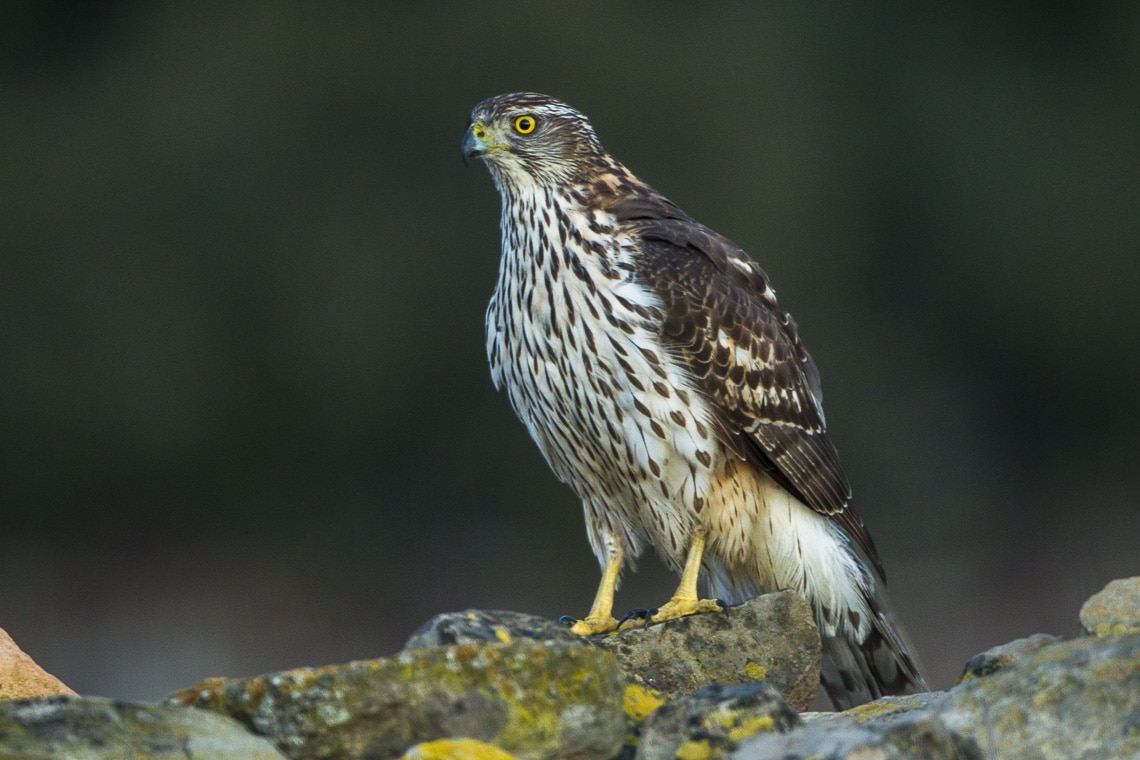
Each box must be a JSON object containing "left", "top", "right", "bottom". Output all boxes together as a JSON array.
[{"left": 614, "top": 195, "right": 883, "bottom": 575}]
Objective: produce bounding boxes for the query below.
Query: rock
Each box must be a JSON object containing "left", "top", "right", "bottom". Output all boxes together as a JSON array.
[
  {"left": 634, "top": 682, "right": 800, "bottom": 760},
  {"left": 0, "top": 696, "right": 285, "bottom": 759},
  {"left": 405, "top": 609, "right": 581, "bottom": 649},
  {"left": 0, "top": 627, "right": 76, "bottom": 699},
  {"left": 736, "top": 632, "right": 1140, "bottom": 759},
  {"left": 400, "top": 738, "right": 520, "bottom": 759},
  {"left": 956, "top": 633, "right": 1062, "bottom": 682},
  {"left": 404, "top": 593, "right": 821, "bottom": 711},
  {"left": 591, "top": 591, "right": 820, "bottom": 710},
  {"left": 615, "top": 683, "right": 670, "bottom": 760},
  {"left": 742, "top": 699, "right": 980, "bottom": 759},
  {"left": 171, "top": 639, "right": 626, "bottom": 760},
  {"left": 1080, "top": 576, "right": 1140, "bottom": 636},
  {"left": 8, "top": 577, "right": 1139, "bottom": 759}
]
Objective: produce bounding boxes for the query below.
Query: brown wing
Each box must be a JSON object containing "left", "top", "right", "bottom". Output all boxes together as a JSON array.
[{"left": 613, "top": 195, "right": 884, "bottom": 576}]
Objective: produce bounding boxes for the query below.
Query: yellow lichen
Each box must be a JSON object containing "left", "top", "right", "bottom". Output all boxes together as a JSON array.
[
  {"left": 623, "top": 684, "right": 667, "bottom": 722},
  {"left": 494, "top": 629, "right": 512, "bottom": 644},
  {"left": 846, "top": 697, "right": 922, "bottom": 723},
  {"left": 1095, "top": 622, "right": 1140, "bottom": 637},
  {"left": 955, "top": 670, "right": 977, "bottom": 685},
  {"left": 400, "top": 738, "right": 519, "bottom": 759},
  {"left": 675, "top": 738, "right": 713, "bottom": 760},
  {"left": 722, "top": 714, "right": 775, "bottom": 742},
  {"left": 743, "top": 661, "right": 767, "bottom": 681},
  {"left": 492, "top": 650, "right": 616, "bottom": 752}
]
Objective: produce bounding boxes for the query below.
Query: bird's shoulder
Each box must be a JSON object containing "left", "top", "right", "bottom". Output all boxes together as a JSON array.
[{"left": 610, "top": 190, "right": 824, "bottom": 432}]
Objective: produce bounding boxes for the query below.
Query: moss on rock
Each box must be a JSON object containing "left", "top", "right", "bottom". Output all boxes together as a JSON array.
[{"left": 171, "top": 640, "right": 625, "bottom": 760}]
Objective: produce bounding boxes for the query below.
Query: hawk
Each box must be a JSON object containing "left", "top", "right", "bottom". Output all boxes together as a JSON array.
[{"left": 462, "top": 92, "right": 928, "bottom": 709}]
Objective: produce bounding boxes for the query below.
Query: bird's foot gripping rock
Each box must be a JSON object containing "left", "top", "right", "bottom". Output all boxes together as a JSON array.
[
  {"left": 644, "top": 596, "right": 725, "bottom": 627},
  {"left": 566, "top": 597, "right": 726, "bottom": 635},
  {"left": 566, "top": 614, "right": 621, "bottom": 636}
]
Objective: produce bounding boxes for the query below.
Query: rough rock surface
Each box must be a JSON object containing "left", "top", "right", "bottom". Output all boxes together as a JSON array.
[
  {"left": 747, "top": 702, "right": 979, "bottom": 759},
  {"left": 617, "top": 683, "right": 670, "bottom": 759},
  {"left": 0, "top": 627, "right": 75, "bottom": 699},
  {"left": 738, "top": 631, "right": 1140, "bottom": 759},
  {"left": 1080, "top": 576, "right": 1140, "bottom": 636},
  {"left": 411, "top": 593, "right": 820, "bottom": 711},
  {"left": 634, "top": 682, "right": 800, "bottom": 760},
  {"left": 956, "top": 633, "right": 1062, "bottom": 681},
  {"left": 0, "top": 696, "right": 286, "bottom": 759},
  {"left": 6, "top": 579, "right": 1139, "bottom": 759},
  {"left": 171, "top": 639, "right": 626, "bottom": 760},
  {"left": 406, "top": 609, "right": 582, "bottom": 649},
  {"left": 591, "top": 591, "right": 820, "bottom": 710}
]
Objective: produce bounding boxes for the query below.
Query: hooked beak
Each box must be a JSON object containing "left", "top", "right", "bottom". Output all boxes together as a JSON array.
[{"left": 462, "top": 121, "right": 489, "bottom": 166}]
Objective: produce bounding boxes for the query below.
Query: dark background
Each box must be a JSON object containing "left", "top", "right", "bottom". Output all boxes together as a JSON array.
[{"left": 2, "top": 3, "right": 1137, "bottom": 703}]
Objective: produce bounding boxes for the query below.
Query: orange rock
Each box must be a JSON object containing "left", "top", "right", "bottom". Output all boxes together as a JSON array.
[{"left": 0, "top": 627, "right": 76, "bottom": 699}]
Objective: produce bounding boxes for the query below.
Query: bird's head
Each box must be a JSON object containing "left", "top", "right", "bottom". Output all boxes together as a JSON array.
[{"left": 462, "top": 93, "right": 606, "bottom": 190}]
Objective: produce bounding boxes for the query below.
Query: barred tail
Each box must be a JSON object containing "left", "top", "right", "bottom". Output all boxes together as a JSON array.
[{"left": 819, "top": 579, "right": 928, "bottom": 710}]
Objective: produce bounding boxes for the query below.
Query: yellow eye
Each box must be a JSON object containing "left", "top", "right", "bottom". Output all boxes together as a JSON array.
[{"left": 513, "top": 115, "right": 536, "bottom": 134}]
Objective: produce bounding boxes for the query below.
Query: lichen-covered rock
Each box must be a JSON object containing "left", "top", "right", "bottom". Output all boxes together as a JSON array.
[
  {"left": 1080, "top": 576, "right": 1140, "bottom": 637},
  {"left": 592, "top": 591, "right": 820, "bottom": 710},
  {"left": 744, "top": 702, "right": 981, "bottom": 759},
  {"left": 737, "top": 632, "right": 1140, "bottom": 759},
  {"left": 405, "top": 609, "right": 581, "bottom": 649},
  {"left": 170, "top": 640, "right": 626, "bottom": 760},
  {"left": 941, "top": 633, "right": 1140, "bottom": 759},
  {"left": 0, "top": 627, "right": 75, "bottom": 699},
  {"left": 955, "top": 633, "right": 1062, "bottom": 682},
  {"left": 612, "top": 683, "right": 672, "bottom": 759},
  {"left": 634, "top": 682, "right": 800, "bottom": 760},
  {"left": 0, "top": 696, "right": 286, "bottom": 759},
  {"left": 404, "top": 593, "right": 821, "bottom": 712}
]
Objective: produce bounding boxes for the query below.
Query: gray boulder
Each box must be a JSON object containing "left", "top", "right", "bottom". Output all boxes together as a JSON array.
[
  {"left": 1080, "top": 576, "right": 1140, "bottom": 637},
  {"left": 0, "top": 696, "right": 285, "bottom": 759},
  {"left": 736, "top": 631, "right": 1140, "bottom": 759}
]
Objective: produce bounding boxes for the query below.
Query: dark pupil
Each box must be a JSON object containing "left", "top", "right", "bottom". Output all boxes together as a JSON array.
[{"left": 520, "top": 118, "right": 531, "bottom": 130}]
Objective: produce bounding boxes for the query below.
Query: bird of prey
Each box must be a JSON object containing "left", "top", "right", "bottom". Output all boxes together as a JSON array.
[{"left": 462, "top": 92, "right": 927, "bottom": 709}]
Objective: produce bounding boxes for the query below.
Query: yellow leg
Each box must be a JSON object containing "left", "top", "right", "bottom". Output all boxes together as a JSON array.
[
  {"left": 641, "top": 534, "right": 723, "bottom": 626},
  {"left": 570, "top": 546, "right": 624, "bottom": 636}
]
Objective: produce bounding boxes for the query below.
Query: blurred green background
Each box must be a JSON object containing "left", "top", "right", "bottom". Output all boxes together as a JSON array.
[{"left": 2, "top": 3, "right": 1137, "bottom": 702}]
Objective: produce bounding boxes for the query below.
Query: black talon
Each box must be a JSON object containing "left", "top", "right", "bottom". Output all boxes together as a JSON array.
[
  {"left": 716, "top": 598, "right": 729, "bottom": 610},
  {"left": 558, "top": 615, "right": 579, "bottom": 627},
  {"left": 617, "top": 608, "right": 650, "bottom": 627}
]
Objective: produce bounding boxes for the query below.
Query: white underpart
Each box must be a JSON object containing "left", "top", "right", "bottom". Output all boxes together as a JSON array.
[
  {"left": 487, "top": 185, "right": 723, "bottom": 574},
  {"left": 744, "top": 482, "right": 872, "bottom": 641}
]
